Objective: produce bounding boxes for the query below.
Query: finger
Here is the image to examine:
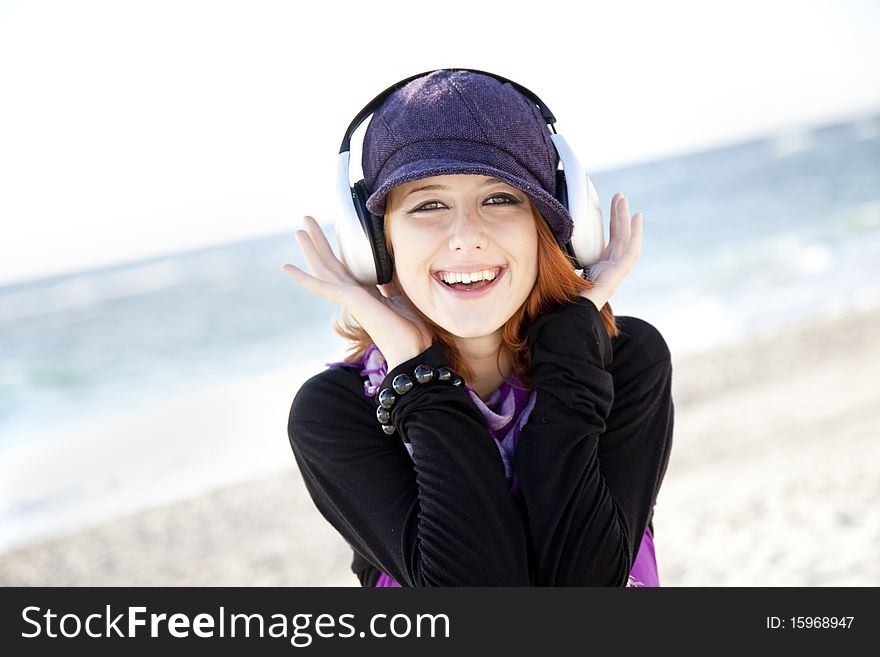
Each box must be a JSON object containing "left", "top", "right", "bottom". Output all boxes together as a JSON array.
[
  {"left": 632, "top": 212, "right": 644, "bottom": 252},
  {"left": 363, "top": 285, "right": 382, "bottom": 302},
  {"left": 617, "top": 196, "right": 632, "bottom": 245},
  {"left": 295, "top": 229, "right": 337, "bottom": 282},
  {"left": 299, "top": 218, "right": 347, "bottom": 279},
  {"left": 608, "top": 193, "right": 626, "bottom": 243},
  {"left": 608, "top": 193, "right": 622, "bottom": 230},
  {"left": 605, "top": 195, "right": 623, "bottom": 260},
  {"left": 621, "top": 212, "right": 644, "bottom": 264},
  {"left": 281, "top": 263, "right": 340, "bottom": 300},
  {"left": 302, "top": 216, "right": 351, "bottom": 279},
  {"left": 376, "top": 282, "right": 400, "bottom": 299}
]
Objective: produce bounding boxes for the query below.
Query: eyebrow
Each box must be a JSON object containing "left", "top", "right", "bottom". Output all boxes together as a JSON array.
[{"left": 403, "top": 177, "right": 508, "bottom": 199}]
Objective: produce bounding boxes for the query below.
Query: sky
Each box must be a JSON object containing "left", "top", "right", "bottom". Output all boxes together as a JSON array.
[{"left": 1, "top": 0, "right": 878, "bottom": 286}]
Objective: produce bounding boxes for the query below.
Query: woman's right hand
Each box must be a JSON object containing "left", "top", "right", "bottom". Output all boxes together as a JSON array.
[
  {"left": 281, "top": 215, "right": 433, "bottom": 370},
  {"left": 579, "top": 193, "right": 643, "bottom": 311}
]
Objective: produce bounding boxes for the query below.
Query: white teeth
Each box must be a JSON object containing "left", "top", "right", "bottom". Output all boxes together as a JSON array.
[{"left": 438, "top": 268, "right": 500, "bottom": 284}]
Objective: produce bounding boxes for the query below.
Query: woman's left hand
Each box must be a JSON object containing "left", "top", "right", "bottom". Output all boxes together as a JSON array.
[{"left": 579, "top": 193, "right": 643, "bottom": 311}]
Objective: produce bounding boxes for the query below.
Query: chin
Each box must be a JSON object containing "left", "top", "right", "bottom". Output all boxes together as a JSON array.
[{"left": 434, "top": 314, "right": 506, "bottom": 340}]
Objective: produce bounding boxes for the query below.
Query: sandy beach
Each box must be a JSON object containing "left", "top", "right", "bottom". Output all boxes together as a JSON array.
[{"left": 2, "top": 307, "right": 879, "bottom": 587}]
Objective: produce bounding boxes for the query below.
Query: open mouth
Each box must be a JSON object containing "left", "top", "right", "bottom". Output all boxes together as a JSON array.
[{"left": 432, "top": 266, "right": 506, "bottom": 297}]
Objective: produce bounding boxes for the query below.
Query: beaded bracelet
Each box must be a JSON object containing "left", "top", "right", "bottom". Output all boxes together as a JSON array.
[{"left": 375, "top": 363, "right": 463, "bottom": 441}]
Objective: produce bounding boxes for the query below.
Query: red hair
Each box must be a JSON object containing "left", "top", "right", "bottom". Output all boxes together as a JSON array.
[{"left": 333, "top": 207, "right": 618, "bottom": 389}]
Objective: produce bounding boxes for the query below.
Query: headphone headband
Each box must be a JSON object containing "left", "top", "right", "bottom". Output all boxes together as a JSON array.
[
  {"left": 338, "top": 68, "right": 557, "bottom": 154},
  {"left": 334, "top": 68, "right": 605, "bottom": 286}
]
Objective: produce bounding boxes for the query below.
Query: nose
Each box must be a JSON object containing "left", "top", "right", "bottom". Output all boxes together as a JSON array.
[{"left": 447, "top": 208, "right": 488, "bottom": 253}]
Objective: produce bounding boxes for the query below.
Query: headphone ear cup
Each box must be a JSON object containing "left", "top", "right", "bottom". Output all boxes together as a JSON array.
[
  {"left": 368, "top": 213, "right": 394, "bottom": 285},
  {"left": 353, "top": 180, "right": 393, "bottom": 284},
  {"left": 554, "top": 168, "right": 580, "bottom": 265},
  {"left": 555, "top": 169, "right": 569, "bottom": 212}
]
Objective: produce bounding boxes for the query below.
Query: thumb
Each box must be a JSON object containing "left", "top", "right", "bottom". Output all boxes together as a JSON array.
[{"left": 376, "top": 282, "right": 400, "bottom": 299}]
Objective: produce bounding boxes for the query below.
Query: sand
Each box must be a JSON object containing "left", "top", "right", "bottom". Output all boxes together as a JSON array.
[{"left": 2, "top": 307, "right": 879, "bottom": 586}]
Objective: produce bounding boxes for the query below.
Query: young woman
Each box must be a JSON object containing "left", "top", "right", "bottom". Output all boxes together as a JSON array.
[{"left": 283, "top": 69, "right": 674, "bottom": 586}]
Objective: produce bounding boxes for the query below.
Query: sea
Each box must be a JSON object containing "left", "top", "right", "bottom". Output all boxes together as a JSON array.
[{"left": 2, "top": 113, "right": 878, "bottom": 551}]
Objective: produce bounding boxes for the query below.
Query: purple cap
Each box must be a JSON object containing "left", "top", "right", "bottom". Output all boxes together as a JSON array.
[{"left": 361, "top": 70, "right": 573, "bottom": 244}]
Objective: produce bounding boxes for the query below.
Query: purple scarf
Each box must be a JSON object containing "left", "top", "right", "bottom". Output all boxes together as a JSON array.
[{"left": 328, "top": 344, "right": 659, "bottom": 587}]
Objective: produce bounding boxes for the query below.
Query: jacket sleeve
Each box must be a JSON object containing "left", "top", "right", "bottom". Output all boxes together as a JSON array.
[
  {"left": 513, "top": 297, "right": 674, "bottom": 586},
  {"left": 288, "top": 343, "right": 531, "bottom": 586}
]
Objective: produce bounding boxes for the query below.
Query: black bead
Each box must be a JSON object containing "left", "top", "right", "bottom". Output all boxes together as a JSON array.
[
  {"left": 392, "top": 374, "right": 413, "bottom": 395},
  {"left": 452, "top": 375, "right": 462, "bottom": 386},
  {"left": 378, "top": 388, "right": 396, "bottom": 409},
  {"left": 376, "top": 406, "right": 390, "bottom": 424},
  {"left": 381, "top": 424, "right": 396, "bottom": 435},
  {"left": 436, "top": 367, "right": 452, "bottom": 382},
  {"left": 413, "top": 364, "right": 434, "bottom": 384}
]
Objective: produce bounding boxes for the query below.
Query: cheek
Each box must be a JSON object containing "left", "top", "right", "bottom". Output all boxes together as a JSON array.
[
  {"left": 390, "top": 249, "right": 432, "bottom": 303},
  {"left": 522, "top": 260, "right": 539, "bottom": 291},
  {"left": 512, "top": 262, "right": 538, "bottom": 307},
  {"left": 390, "top": 226, "right": 441, "bottom": 289},
  {"left": 513, "top": 227, "right": 539, "bottom": 291}
]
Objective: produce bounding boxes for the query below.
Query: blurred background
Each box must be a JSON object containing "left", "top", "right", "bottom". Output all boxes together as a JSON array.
[{"left": 1, "top": 0, "right": 878, "bottom": 586}]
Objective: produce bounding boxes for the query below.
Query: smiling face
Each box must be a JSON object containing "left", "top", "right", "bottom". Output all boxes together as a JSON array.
[{"left": 385, "top": 174, "right": 539, "bottom": 339}]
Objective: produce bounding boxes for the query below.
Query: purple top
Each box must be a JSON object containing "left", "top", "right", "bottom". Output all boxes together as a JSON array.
[{"left": 330, "top": 343, "right": 659, "bottom": 588}]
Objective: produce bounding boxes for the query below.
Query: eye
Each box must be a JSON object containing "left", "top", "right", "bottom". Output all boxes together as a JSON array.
[
  {"left": 410, "top": 200, "right": 446, "bottom": 213},
  {"left": 484, "top": 193, "right": 520, "bottom": 205}
]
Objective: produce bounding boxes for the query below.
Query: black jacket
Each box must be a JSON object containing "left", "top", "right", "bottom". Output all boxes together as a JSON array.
[{"left": 287, "top": 297, "right": 674, "bottom": 586}]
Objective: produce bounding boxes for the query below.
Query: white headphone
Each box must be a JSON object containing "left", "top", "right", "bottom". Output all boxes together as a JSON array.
[{"left": 334, "top": 69, "right": 605, "bottom": 286}]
